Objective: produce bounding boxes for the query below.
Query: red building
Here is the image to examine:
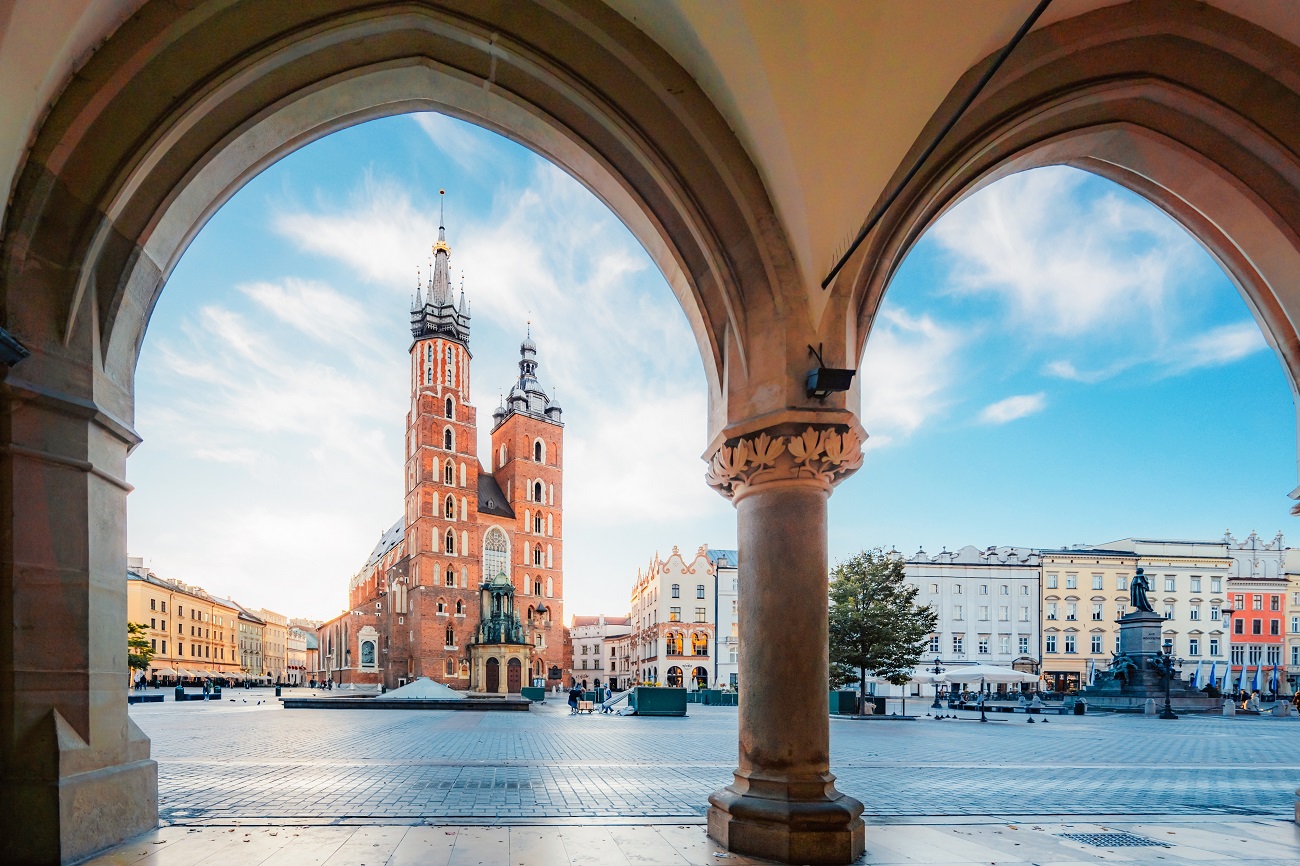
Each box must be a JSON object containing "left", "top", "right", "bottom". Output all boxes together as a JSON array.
[
  {"left": 1227, "top": 575, "right": 1288, "bottom": 691},
  {"left": 318, "top": 212, "right": 569, "bottom": 691}
]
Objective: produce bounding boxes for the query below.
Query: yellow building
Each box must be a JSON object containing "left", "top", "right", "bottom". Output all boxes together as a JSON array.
[
  {"left": 257, "top": 608, "right": 289, "bottom": 684},
  {"left": 126, "top": 559, "right": 241, "bottom": 682},
  {"left": 1039, "top": 549, "right": 1137, "bottom": 693}
]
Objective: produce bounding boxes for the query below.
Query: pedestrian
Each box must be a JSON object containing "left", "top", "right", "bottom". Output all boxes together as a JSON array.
[{"left": 568, "top": 683, "right": 581, "bottom": 715}]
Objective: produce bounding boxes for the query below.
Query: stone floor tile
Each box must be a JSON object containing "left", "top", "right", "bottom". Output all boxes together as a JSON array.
[
  {"left": 447, "top": 827, "right": 510, "bottom": 866},
  {"left": 507, "top": 828, "right": 568, "bottom": 866},
  {"left": 607, "top": 825, "right": 693, "bottom": 865},
  {"left": 385, "top": 826, "right": 457, "bottom": 866},
  {"left": 319, "top": 826, "right": 408, "bottom": 866},
  {"left": 553, "top": 826, "right": 635, "bottom": 866}
]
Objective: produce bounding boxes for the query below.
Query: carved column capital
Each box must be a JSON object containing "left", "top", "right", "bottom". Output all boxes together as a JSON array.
[{"left": 704, "top": 420, "right": 866, "bottom": 502}]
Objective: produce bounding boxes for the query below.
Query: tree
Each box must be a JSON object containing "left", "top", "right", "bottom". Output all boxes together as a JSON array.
[
  {"left": 127, "top": 621, "right": 154, "bottom": 679},
  {"left": 829, "top": 549, "right": 937, "bottom": 716}
]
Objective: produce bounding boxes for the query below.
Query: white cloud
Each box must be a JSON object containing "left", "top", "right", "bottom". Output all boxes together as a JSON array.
[
  {"left": 412, "top": 112, "right": 497, "bottom": 173},
  {"left": 859, "top": 307, "right": 961, "bottom": 439},
  {"left": 931, "top": 166, "right": 1199, "bottom": 336},
  {"left": 978, "top": 392, "right": 1046, "bottom": 425},
  {"left": 1161, "top": 321, "right": 1267, "bottom": 374}
]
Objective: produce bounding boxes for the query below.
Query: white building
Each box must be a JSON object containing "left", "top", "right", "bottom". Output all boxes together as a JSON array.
[
  {"left": 568, "top": 614, "right": 631, "bottom": 689},
  {"left": 605, "top": 630, "right": 635, "bottom": 691},
  {"left": 630, "top": 545, "right": 727, "bottom": 689},
  {"left": 1099, "top": 538, "right": 1233, "bottom": 667},
  {"left": 905, "top": 545, "right": 1041, "bottom": 687},
  {"left": 710, "top": 549, "right": 739, "bottom": 689}
]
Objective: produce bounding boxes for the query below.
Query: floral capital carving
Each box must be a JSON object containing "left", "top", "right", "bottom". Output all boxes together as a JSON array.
[{"left": 705, "top": 425, "right": 864, "bottom": 500}]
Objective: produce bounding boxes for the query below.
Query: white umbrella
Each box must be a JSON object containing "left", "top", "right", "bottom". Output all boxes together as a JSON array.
[
  {"left": 1222, "top": 666, "right": 1236, "bottom": 694},
  {"left": 943, "top": 665, "right": 1037, "bottom": 684},
  {"left": 1251, "top": 664, "right": 1264, "bottom": 693},
  {"left": 1189, "top": 659, "right": 1204, "bottom": 689}
]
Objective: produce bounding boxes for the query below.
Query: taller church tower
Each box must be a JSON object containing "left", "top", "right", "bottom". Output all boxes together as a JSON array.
[{"left": 401, "top": 200, "right": 483, "bottom": 681}]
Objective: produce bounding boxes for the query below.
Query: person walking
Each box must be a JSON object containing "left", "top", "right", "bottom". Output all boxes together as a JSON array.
[{"left": 568, "top": 683, "right": 582, "bottom": 715}]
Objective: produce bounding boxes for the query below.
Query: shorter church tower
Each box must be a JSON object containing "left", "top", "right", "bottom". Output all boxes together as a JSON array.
[{"left": 490, "top": 331, "right": 566, "bottom": 685}]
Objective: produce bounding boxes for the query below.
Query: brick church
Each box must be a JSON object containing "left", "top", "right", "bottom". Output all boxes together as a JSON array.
[{"left": 317, "top": 210, "right": 570, "bottom": 692}]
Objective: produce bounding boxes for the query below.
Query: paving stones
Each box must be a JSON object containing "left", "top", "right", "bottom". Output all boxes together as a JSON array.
[{"left": 130, "top": 694, "right": 1300, "bottom": 823}]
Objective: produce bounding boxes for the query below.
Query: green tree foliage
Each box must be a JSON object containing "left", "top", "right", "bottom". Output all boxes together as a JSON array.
[
  {"left": 127, "top": 621, "right": 154, "bottom": 673},
  {"left": 828, "top": 549, "right": 937, "bottom": 706}
]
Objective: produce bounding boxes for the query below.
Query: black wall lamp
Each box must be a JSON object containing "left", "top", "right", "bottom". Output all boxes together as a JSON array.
[{"left": 806, "top": 344, "right": 855, "bottom": 400}]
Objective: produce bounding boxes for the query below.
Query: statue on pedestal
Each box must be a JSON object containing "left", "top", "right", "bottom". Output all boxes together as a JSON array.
[{"left": 1129, "top": 567, "right": 1154, "bottom": 613}]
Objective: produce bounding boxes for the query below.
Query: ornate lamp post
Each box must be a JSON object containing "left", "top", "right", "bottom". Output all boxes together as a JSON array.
[
  {"left": 1157, "top": 638, "right": 1181, "bottom": 720},
  {"left": 930, "top": 656, "right": 945, "bottom": 709}
]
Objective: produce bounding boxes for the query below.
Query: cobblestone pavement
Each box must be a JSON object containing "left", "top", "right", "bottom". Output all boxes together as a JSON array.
[{"left": 129, "top": 691, "right": 1300, "bottom": 824}]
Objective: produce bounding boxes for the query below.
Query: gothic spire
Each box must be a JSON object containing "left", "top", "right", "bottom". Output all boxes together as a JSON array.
[{"left": 409, "top": 189, "right": 470, "bottom": 346}]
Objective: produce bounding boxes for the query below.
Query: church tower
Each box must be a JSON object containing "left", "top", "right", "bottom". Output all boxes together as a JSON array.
[
  {"left": 401, "top": 196, "right": 482, "bottom": 683},
  {"left": 490, "top": 332, "right": 566, "bottom": 685}
]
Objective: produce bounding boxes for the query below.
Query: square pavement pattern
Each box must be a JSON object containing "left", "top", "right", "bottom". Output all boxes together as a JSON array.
[
  {"left": 83, "top": 818, "right": 1300, "bottom": 865},
  {"left": 128, "top": 692, "right": 1300, "bottom": 824}
]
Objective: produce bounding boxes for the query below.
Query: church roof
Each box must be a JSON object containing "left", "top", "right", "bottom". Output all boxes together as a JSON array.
[
  {"left": 707, "top": 549, "right": 738, "bottom": 568},
  {"left": 367, "top": 517, "right": 405, "bottom": 567},
  {"left": 494, "top": 327, "right": 562, "bottom": 430},
  {"left": 477, "top": 474, "right": 514, "bottom": 518}
]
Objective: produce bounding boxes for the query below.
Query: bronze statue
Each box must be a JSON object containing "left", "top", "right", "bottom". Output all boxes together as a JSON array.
[{"left": 1129, "top": 567, "right": 1154, "bottom": 613}]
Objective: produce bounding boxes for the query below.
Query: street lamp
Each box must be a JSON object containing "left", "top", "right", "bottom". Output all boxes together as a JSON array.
[
  {"left": 930, "top": 656, "right": 945, "bottom": 709},
  {"left": 1158, "top": 638, "right": 1181, "bottom": 720}
]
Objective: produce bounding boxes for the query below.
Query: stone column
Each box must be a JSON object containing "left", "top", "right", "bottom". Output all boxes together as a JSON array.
[
  {"left": 706, "top": 423, "right": 866, "bottom": 865},
  {"left": 0, "top": 377, "right": 157, "bottom": 864}
]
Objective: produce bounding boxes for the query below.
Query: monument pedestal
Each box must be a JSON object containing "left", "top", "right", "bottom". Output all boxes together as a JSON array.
[{"left": 1080, "top": 610, "right": 1219, "bottom": 713}]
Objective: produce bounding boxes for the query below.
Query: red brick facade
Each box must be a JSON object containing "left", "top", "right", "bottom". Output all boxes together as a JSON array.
[{"left": 321, "top": 218, "right": 567, "bottom": 691}]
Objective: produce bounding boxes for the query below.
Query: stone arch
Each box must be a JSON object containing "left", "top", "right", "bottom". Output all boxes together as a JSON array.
[{"left": 840, "top": 0, "right": 1300, "bottom": 495}]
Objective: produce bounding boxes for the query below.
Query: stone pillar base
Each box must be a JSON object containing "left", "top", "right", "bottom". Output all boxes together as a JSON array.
[
  {"left": 1, "top": 757, "right": 158, "bottom": 865},
  {"left": 708, "top": 781, "right": 865, "bottom": 865}
]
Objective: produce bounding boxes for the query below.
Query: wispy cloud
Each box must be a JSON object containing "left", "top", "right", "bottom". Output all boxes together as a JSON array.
[
  {"left": 413, "top": 112, "right": 498, "bottom": 173},
  {"left": 859, "top": 307, "right": 961, "bottom": 440},
  {"left": 1160, "top": 321, "right": 1267, "bottom": 374},
  {"left": 978, "top": 392, "right": 1046, "bottom": 425}
]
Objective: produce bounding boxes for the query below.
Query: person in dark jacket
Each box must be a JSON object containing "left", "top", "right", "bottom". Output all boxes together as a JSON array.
[{"left": 568, "top": 683, "right": 582, "bottom": 715}]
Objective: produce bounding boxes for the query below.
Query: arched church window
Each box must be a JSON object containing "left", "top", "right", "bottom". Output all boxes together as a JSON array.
[
  {"left": 444, "top": 428, "right": 453, "bottom": 450},
  {"left": 534, "top": 580, "right": 542, "bottom": 596},
  {"left": 455, "top": 599, "right": 464, "bottom": 615},
  {"left": 534, "top": 440, "right": 543, "bottom": 462},
  {"left": 484, "top": 527, "right": 509, "bottom": 581},
  {"left": 444, "top": 460, "right": 454, "bottom": 485},
  {"left": 533, "top": 546, "right": 542, "bottom": 566},
  {"left": 445, "top": 530, "right": 455, "bottom": 555},
  {"left": 425, "top": 367, "right": 432, "bottom": 385},
  {"left": 436, "top": 599, "right": 446, "bottom": 613},
  {"left": 445, "top": 346, "right": 454, "bottom": 385},
  {"left": 445, "top": 568, "right": 455, "bottom": 587},
  {"left": 427, "top": 345, "right": 433, "bottom": 363},
  {"left": 534, "top": 481, "right": 543, "bottom": 501},
  {"left": 534, "top": 513, "right": 543, "bottom": 533},
  {"left": 498, "top": 444, "right": 507, "bottom": 467},
  {"left": 445, "top": 397, "right": 454, "bottom": 419},
  {"left": 445, "top": 495, "right": 455, "bottom": 520},
  {"left": 445, "top": 627, "right": 455, "bottom": 647}
]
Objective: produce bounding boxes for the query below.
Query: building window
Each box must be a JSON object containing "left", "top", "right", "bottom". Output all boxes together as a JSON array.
[
  {"left": 150, "top": 598, "right": 156, "bottom": 611},
  {"left": 1293, "top": 645, "right": 1300, "bottom": 666},
  {"left": 1092, "top": 604, "right": 1103, "bottom": 621},
  {"left": 1249, "top": 645, "right": 1262, "bottom": 664},
  {"left": 445, "top": 347, "right": 454, "bottom": 385},
  {"left": 1231, "top": 645, "right": 1244, "bottom": 664},
  {"left": 1271, "top": 620, "right": 1280, "bottom": 635},
  {"left": 445, "top": 530, "right": 455, "bottom": 554},
  {"left": 978, "top": 606, "right": 989, "bottom": 621},
  {"left": 1164, "top": 604, "right": 1174, "bottom": 620},
  {"left": 1189, "top": 605, "right": 1200, "bottom": 621},
  {"left": 928, "top": 636, "right": 940, "bottom": 654},
  {"left": 1000, "top": 584, "right": 1009, "bottom": 595},
  {"left": 1252, "top": 619, "right": 1262, "bottom": 635},
  {"left": 445, "top": 495, "right": 455, "bottom": 519},
  {"left": 671, "top": 584, "right": 680, "bottom": 598},
  {"left": 1164, "top": 576, "right": 1176, "bottom": 592},
  {"left": 445, "top": 627, "right": 455, "bottom": 647},
  {"left": 1292, "top": 616, "right": 1299, "bottom": 633},
  {"left": 999, "top": 606, "right": 1009, "bottom": 621},
  {"left": 1046, "top": 574, "right": 1058, "bottom": 589},
  {"left": 426, "top": 367, "right": 432, "bottom": 385},
  {"left": 483, "top": 527, "right": 509, "bottom": 581},
  {"left": 929, "top": 583, "right": 938, "bottom": 593},
  {"left": 1209, "top": 638, "right": 1220, "bottom": 656},
  {"left": 444, "top": 461, "right": 454, "bottom": 485},
  {"left": 1090, "top": 635, "right": 1102, "bottom": 654},
  {"left": 1268, "top": 646, "right": 1282, "bottom": 665},
  {"left": 1234, "top": 618, "right": 1244, "bottom": 634},
  {"left": 978, "top": 584, "right": 988, "bottom": 595},
  {"left": 1253, "top": 595, "right": 1263, "bottom": 610},
  {"left": 1190, "top": 576, "right": 1201, "bottom": 592},
  {"left": 694, "top": 607, "right": 706, "bottom": 623},
  {"left": 1066, "top": 603, "right": 1077, "bottom": 621},
  {"left": 696, "top": 585, "right": 705, "bottom": 599},
  {"left": 978, "top": 638, "right": 989, "bottom": 654},
  {"left": 1018, "top": 636, "right": 1029, "bottom": 655},
  {"left": 1092, "top": 575, "right": 1103, "bottom": 590},
  {"left": 1211, "top": 605, "right": 1221, "bottom": 621},
  {"left": 952, "top": 636, "right": 963, "bottom": 654},
  {"left": 1211, "top": 577, "right": 1222, "bottom": 592},
  {"left": 1117, "top": 575, "right": 1128, "bottom": 591},
  {"left": 1065, "top": 574, "right": 1077, "bottom": 589},
  {"left": 1271, "top": 595, "right": 1281, "bottom": 611},
  {"left": 445, "top": 397, "right": 454, "bottom": 418},
  {"left": 953, "top": 605, "right": 963, "bottom": 621},
  {"left": 1019, "top": 606, "right": 1029, "bottom": 622},
  {"left": 998, "top": 635, "right": 1010, "bottom": 654},
  {"left": 1045, "top": 635, "right": 1057, "bottom": 653},
  {"left": 954, "top": 585, "right": 962, "bottom": 595},
  {"left": 670, "top": 607, "right": 681, "bottom": 622},
  {"left": 1188, "top": 638, "right": 1200, "bottom": 656},
  {"left": 1020, "top": 585, "right": 1029, "bottom": 595},
  {"left": 533, "top": 546, "right": 542, "bottom": 565},
  {"left": 534, "top": 441, "right": 543, "bottom": 462},
  {"left": 1064, "top": 635, "right": 1077, "bottom": 654},
  {"left": 534, "top": 481, "right": 543, "bottom": 501}
]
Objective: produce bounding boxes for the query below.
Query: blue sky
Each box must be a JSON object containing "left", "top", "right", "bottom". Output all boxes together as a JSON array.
[{"left": 129, "top": 114, "right": 1296, "bottom": 621}]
